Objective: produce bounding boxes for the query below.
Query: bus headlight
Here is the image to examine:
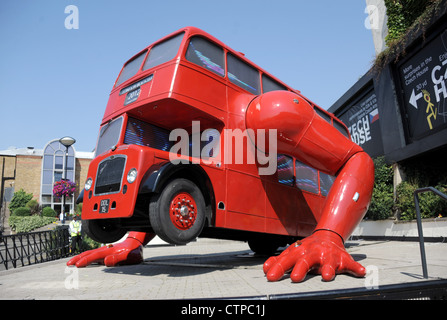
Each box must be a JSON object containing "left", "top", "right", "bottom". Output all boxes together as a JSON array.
[
  {"left": 127, "top": 168, "right": 137, "bottom": 184},
  {"left": 85, "top": 178, "right": 93, "bottom": 191}
]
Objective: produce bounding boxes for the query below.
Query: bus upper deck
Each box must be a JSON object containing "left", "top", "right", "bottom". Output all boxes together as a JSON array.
[{"left": 102, "top": 27, "right": 349, "bottom": 139}]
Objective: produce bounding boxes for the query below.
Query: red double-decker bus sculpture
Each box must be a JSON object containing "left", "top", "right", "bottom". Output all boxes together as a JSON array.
[{"left": 68, "top": 27, "right": 374, "bottom": 283}]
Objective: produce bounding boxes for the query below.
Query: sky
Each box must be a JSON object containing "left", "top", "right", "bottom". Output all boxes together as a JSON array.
[{"left": 0, "top": 0, "right": 376, "bottom": 153}]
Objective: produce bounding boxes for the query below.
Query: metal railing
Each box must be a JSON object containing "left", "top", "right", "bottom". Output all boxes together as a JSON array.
[
  {"left": 225, "top": 279, "right": 447, "bottom": 300},
  {"left": 414, "top": 186, "right": 447, "bottom": 279},
  {"left": 0, "top": 227, "right": 72, "bottom": 270}
]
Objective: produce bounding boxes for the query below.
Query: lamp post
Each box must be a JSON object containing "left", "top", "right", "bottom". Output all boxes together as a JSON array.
[{"left": 59, "top": 136, "right": 76, "bottom": 221}]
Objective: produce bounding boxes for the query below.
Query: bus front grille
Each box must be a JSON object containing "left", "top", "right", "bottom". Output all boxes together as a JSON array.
[{"left": 95, "top": 156, "right": 126, "bottom": 195}]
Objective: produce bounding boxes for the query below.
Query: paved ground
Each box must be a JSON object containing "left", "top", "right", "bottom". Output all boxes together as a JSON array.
[{"left": 0, "top": 237, "right": 446, "bottom": 300}]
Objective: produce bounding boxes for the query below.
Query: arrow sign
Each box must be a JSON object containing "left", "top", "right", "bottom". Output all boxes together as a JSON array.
[{"left": 409, "top": 89, "right": 423, "bottom": 109}]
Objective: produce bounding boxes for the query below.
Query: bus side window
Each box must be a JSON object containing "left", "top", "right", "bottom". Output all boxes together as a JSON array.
[
  {"left": 314, "top": 107, "right": 332, "bottom": 124},
  {"left": 333, "top": 120, "right": 350, "bottom": 138},
  {"left": 185, "top": 37, "right": 225, "bottom": 77},
  {"left": 262, "top": 74, "right": 287, "bottom": 93},
  {"left": 295, "top": 160, "right": 319, "bottom": 194},
  {"left": 227, "top": 53, "right": 260, "bottom": 95},
  {"left": 320, "top": 172, "right": 336, "bottom": 197},
  {"left": 277, "top": 155, "right": 294, "bottom": 186}
]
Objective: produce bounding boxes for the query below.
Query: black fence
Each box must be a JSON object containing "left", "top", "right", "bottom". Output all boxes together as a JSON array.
[
  {"left": 0, "top": 227, "right": 72, "bottom": 270},
  {"left": 225, "top": 279, "right": 447, "bottom": 300}
]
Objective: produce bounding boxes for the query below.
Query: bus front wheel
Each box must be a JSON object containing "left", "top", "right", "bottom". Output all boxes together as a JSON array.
[
  {"left": 149, "top": 178, "right": 206, "bottom": 245},
  {"left": 82, "top": 219, "right": 127, "bottom": 244}
]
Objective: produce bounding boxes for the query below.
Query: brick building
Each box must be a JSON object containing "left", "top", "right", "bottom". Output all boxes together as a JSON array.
[{"left": 0, "top": 140, "right": 93, "bottom": 218}]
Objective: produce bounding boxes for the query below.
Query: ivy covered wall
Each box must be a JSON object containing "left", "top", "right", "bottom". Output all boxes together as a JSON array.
[{"left": 384, "top": 0, "right": 440, "bottom": 44}]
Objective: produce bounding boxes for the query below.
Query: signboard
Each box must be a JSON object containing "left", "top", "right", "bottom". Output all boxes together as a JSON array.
[
  {"left": 397, "top": 29, "right": 447, "bottom": 141},
  {"left": 338, "top": 87, "right": 384, "bottom": 158}
]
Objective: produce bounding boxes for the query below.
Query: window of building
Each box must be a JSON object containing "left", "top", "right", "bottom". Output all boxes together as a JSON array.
[
  {"left": 186, "top": 36, "right": 225, "bottom": 77},
  {"left": 40, "top": 140, "right": 76, "bottom": 214},
  {"left": 227, "top": 53, "right": 260, "bottom": 95}
]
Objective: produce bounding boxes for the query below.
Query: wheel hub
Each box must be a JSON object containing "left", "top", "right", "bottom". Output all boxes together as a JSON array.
[{"left": 169, "top": 192, "right": 197, "bottom": 230}]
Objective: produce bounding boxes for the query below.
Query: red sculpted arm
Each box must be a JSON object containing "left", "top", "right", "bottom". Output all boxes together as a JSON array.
[
  {"left": 246, "top": 91, "right": 375, "bottom": 282},
  {"left": 264, "top": 152, "right": 374, "bottom": 282},
  {"left": 67, "top": 232, "right": 155, "bottom": 268}
]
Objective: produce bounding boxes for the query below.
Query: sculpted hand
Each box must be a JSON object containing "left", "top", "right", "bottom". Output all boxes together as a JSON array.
[
  {"left": 263, "top": 230, "right": 365, "bottom": 282},
  {"left": 67, "top": 232, "right": 153, "bottom": 268}
]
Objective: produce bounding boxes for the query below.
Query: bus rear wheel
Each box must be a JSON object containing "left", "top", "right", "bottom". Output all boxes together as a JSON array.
[
  {"left": 248, "top": 238, "right": 283, "bottom": 256},
  {"left": 149, "top": 178, "right": 206, "bottom": 245}
]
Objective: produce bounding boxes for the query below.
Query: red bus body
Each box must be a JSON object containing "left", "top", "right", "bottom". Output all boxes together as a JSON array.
[{"left": 80, "top": 27, "right": 352, "bottom": 246}]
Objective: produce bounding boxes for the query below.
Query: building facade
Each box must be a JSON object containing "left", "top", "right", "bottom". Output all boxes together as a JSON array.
[{"left": 0, "top": 140, "right": 93, "bottom": 217}]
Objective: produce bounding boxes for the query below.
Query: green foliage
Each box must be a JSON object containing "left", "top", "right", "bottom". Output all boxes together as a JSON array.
[
  {"left": 75, "top": 203, "right": 83, "bottom": 216},
  {"left": 42, "top": 206, "right": 58, "bottom": 218},
  {"left": 11, "top": 206, "right": 31, "bottom": 217},
  {"left": 26, "top": 199, "right": 40, "bottom": 215},
  {"left": 394, "top": 149, "right": 447, "bottom": 220},
  {"left": 374, "top": 0, "right": 445, "bottom": 74},
  {"left": 82, "top": 235, "right": 102, "bottom": 251},
  {"left": 9, "top": 216, "right": 57, "bottom": 233},
  {"left": 384, "top": 0, "right": 433, "bottom": 45},
  {"left": 366, "top": 157, "right": 395, "bottom": 220},
  {"left": 394, "top": 181, "right": 447, "bottom": 220},
  {"left": 8, "top": 189, "right": 33, "bottom": 213}
]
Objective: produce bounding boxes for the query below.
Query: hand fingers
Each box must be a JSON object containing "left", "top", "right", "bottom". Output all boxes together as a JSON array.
[
  {"left": 265, "top": 251, "right": 301, "bottom": 282},
  {"left": 72, "top": 247, "right": 112, "bottom": 268},
  {"left": 66, "top": 249, "right": 97, "bottom": 266},
  {"left": 321, "top": 264, "right": 336, "bottom": 282},
  {"left": 342, "top": 256, "right": 366, "bottom": 278},
  {"left": 290, "top": 259, "right": 310, "bottom": 283},
  {"left": 104, "top": 251, "right": 129, "bottom": 267},
  {"left": 263, "top": 256, "right": 278, "bottom": 275}
]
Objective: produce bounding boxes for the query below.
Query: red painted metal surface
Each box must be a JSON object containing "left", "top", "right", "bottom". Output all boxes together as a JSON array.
[
  {"left": 68, "top": 27, "right": 375, "bottom": 283},
  {"left": 169, "top": 192, "right": 198, "bottom": 230}
]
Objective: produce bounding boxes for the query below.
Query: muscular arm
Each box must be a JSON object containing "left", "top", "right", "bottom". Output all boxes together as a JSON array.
[
  {"left": 246, "top": 91, "right": 375, "bottom": 282},
  {"left": 67, "top": 232, "right": 155, "bottom": 267}
]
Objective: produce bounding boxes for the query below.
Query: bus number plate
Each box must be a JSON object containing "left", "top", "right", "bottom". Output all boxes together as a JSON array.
[
  {"left": 99, "top": 199, "right": 110, "bottom": 213},
  {"left": 124, "top": 87, "right": 141, "bottom": 106}
]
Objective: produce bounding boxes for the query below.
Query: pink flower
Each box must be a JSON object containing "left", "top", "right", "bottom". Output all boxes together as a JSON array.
[{"left": 53, "top": 179, "right": 76, "bottom": 198}]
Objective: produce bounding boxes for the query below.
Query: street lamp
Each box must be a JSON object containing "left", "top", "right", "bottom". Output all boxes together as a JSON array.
[{"left": 59, "top": 136, "right": 76, "bottom": 221}]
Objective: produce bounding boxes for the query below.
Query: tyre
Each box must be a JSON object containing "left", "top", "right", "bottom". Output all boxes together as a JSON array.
[
  {"left": 248, "top": 238, "right": 282, "bottom": 256},
  {"left": 82, "top": 219, "right": 127, "bottom": 243},
  {"left": 149, "top": 178, "right": 206, "bottom": 245}
]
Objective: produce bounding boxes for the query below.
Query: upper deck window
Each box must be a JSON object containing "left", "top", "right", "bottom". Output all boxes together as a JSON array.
[
  {"left": 115, "top": 51, "right": 147, "bottom": 87},
  {"left": 185, "top": 37, "right": 225, "bottom": 77},
  {"left": 143, "top": 32, "right": 184, "bottom": 71},
  {"left": 227, "top": 53, "right": 260, "bottom": 95},
  {"left": 314, "top": 107, "right": 332, "bottom": 124},
  {"left": 333, "top": 120, "right": 350, "bottom": 138},
  {"left": 262, "top": 74, "right": 287, "bottom": 93}
]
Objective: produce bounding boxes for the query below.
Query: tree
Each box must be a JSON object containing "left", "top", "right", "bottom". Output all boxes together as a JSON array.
[{"left": 8, "top": 189, "right": 33, "bottom": 213}]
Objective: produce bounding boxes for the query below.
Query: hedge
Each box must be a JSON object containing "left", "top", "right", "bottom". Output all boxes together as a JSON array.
[
  {"left": 12, "top": 207, "right": 31, "bottom": 217},
  {"left": 9, "top": 216, "right": 57, "bottom": 233}
]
